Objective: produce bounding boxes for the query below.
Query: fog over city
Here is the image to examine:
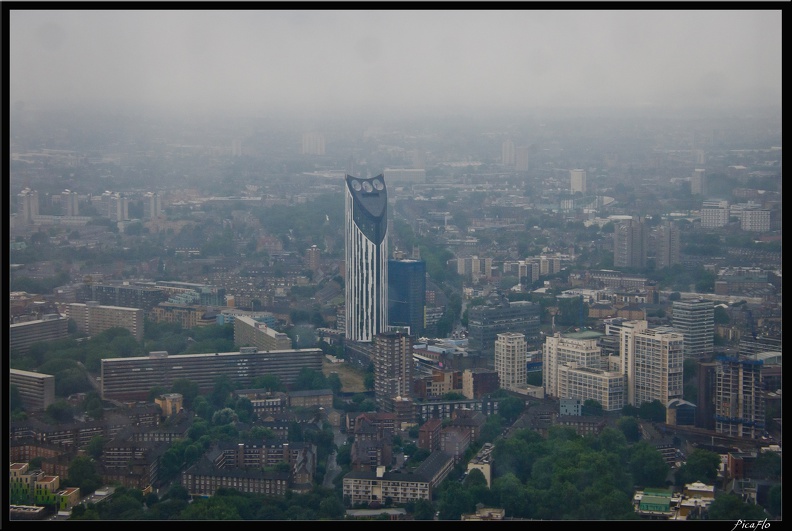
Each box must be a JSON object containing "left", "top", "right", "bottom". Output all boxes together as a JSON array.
[{"left": 9, "top": 9, "right": 782, "bottom": 117}]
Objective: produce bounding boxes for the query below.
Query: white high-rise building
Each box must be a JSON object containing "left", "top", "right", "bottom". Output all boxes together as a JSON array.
[
  {"left": 714, "top": 356, "right": 764, "bottom": 439},
  {"left": 17, "top": 188, "right": 39, "bottom": 224},
  {"left": 700, "top": 201, "right": 730, "bottom": 228},
  {"left": 495, "top": 332, "right": 527, "bottom": 391},
  {"left": 740, "top": 209, "right": 770, "bottom": 232},
  {"left": 543, "top": 332, "right": 602, "bottom": 398},
  {"left": 691, "top": 169, "right": 706, "bottom": 195},
  {"left": 557, "top": 365, "right": 625, "bottom": 411},
  {"left": 61, "top": 190, "right": 79, "bottom": 216},
  {"left": 143, "top": 192, "right": 162, "bottom": 219},
  {"left": 345, "top": 174, "right": 388, "bottom": 342},
  {"left": 619, "top": 320, "right": 684, "bottom": 407},
  {"left": 302, "top": 132, "right": 326, "bottom": 155},
  {"left": 570, "top": 169, "right": 587, "bottom": 194},
  {"left": 373, "top": 331, "right": 413, "bottom": 409},
  {"left": 501, "top": 139, "right": 515, "bottom": 166},
  {"left": 672, "top": 299, "right": 714, "bottom": 360}
]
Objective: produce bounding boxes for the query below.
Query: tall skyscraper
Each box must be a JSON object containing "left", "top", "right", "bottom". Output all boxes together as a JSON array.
[
  {"left": 143, "top": 191, "right": 162, "bottom": 219},
  {"left": 467, "top": 295, "right": 541, "bottom": 361},
  {"left": 570, "top": 169, "right": 587, "bottom": 194},
  {"left": 619, "top": 320, "right": 684, "bottom": 407},
  {"left": 17, "top": 188, "right": 39, "bottom": 224},
  {"left": 542, "top": 332, "right": 603, "bottom": 398},
  {"left": 613, "top": 218, "right": 647, "bottom": 269},
  {"left": 501, "top": 139, "right": 515, "bottom": 166},
  {"left": 373, "top": 331, "right": 413, "bottom": 410},
  {"left": 654, "top": 221, "right": 680, "bottom": 270},
  {"left": 714, "top": 356, "right": 764, "bottom": 438},
  {"left": 306, "top": 245, "right": 321, "bottom": 273},
  {"left": 302, "top": 132, "right": 326, "bottom": 155},
  {"left": 672, "top": 299, "right": 714, "bottom": 359},
  {"left": 62, "top": 189, "right": 79, "bottom": 216},
  {"left": 495, "top": 332, "right": 527, "bottom": 391},
  {"left": 515, "top": 146, "right": 530, "bottom": 171},
  {"left": 691, "top": 168, "right": 706, "bottom": 195},
  {"left": 388, "top": 258, "right": 426, "bottom": 337},
  {"left": 345, "top": 174, "right": 388, "bottom": 342}
]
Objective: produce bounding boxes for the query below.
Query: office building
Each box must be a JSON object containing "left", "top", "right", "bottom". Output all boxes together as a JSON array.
[
  {"left": 65, "top": 301, "right": 144, "bottom": 342},
  {"left": 103, "top": 191, "right": 129, "bottom": 222},
  {"left": 76, "top": 282, "right": 168, "bottom": 310},
  {"left": 613, "top": 218, "right": 647, "bottom": 269},
  {"left": 714, "top": 356, "right": 764, "bottom": 438},
  {"left": 156, "top": 281, "right": 226, "bottom": 306},
  {"left": 10, "top": 314, "right": 70, "bottom": 355},
  {"left": 494, "top": 332, "right": 527, "bottom": 391},
  {"left": 373, "top": 331, "right": 413, "bottom": 410},
  {"left": 691, "top": 169, "right": 706, "bottom": 195},
  {"left": 388, "top": 258, "right": 426, "bottom": 337},
  {"left": 143, "top": 191, "right": 162, "bottom": 219},
  {"left": 461, "top": 368, "right": 500, "bottom": 399},
  {"left": 101, "top": 348, "right": 323, "bottom": 401},
  {"left": 456, "top": 256, "right": 493, "bottom": 280},
  {"left": 654, "top": 221, "right": 681, "bottom": 270},
  {"left": 305, "top": 245, "right": 321, "bottom": 272},
  {"left": 556, "top": 365, "right": 625, "bottom": 412},
  {"left": 696, "top": 360, "right": 719, "bottom": 430},
  {"left": 672, "top": 299, "right": 714, "bottom": 360},
  {"left": 700, "top": 201, "right": 730, "bottom": 228},
  {"left": 740, "top": 209, "right": 770, "bottom": 232},
  {"left": 9, "top": 369, "right": 56, "bottom": 411},
  {"left": 515, "top": 146, "right": 530, "bottom": 171},
  {"left": 301, "top": 132, "right": 326, "bottom": 155},
  {"left": 467, "top": 295, "right": 541, "bottom": 360},
  {"left": 570, "top": 169, "right": 587, "bottom": 194},
  {"left": 501, "top": 139, "right": 515, "bottom": 166},
  {"left": 234, "top": 315, "right": 292, "bottom": 351},
  {"left": 345, "top": 174, "right": 388, "bottom": 342},
  {"left": 17, "top": 188, "right": 39, "bottom": 224},
  {"left": 231, "top": 138, "right": 243, "bottom": 157},
  {"left": 61, "top": 190, "right": 79, "bottom": 216},
  {"left": 542, "top": 331, "right": 603, "bottom": 399},
  {"left": 619, "top": 320, "right": 684, "bottom": 407}
]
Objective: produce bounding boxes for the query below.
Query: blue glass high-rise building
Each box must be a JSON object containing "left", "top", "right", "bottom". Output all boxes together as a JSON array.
[
  {"left": 345, "top": 174, "right": 388, "bottom": 342},
  {"left": 388, "top": 258, "right": 426, "bottom": 337}
]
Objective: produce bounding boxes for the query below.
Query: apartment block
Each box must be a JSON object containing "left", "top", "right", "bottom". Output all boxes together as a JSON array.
[
  {"left": 10, "top": 369, "right": 56, "bottom": 412},
  {"left": 233, "top": 315, "right": 293, "bottom": 351},
  {"left": 65, "top": 301, "right": 144, "bottom": 342}
]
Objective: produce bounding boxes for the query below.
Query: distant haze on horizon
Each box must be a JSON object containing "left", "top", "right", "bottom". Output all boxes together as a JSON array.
[{"left": 9, "top": 9, "right": 782, "bottom": 117}]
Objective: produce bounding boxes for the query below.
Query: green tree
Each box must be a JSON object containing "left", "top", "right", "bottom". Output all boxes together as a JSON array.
[
  {"left": 676, "top": 448, "right": 721, "bottom": 486},
  {"left": 628, "top": 441, "right": 669, "bottom": 488},
  {"left": 498, "top": 396, "right": 526, "bottom": 424},
  {"left": 171, "top": 378, "right": 200, "bottom": 409},
  {"left": 706, "top": 493, "right": 767, "bottom": 521},
  {"left": 583, "top": 399, "right": 603, "bottom": 416},
  {"left": 412, "top": 498, "right": 435, "bottom": 520},
  {"left": 86, "top": 435, "right": 105, "bottom": 459},
  {"left": 211, "top": 375, "right": 235, "bottom": 408},
  {"left": 638, "top": 399, "right": 666, "bottom": 422},
  {"left": 67, "top": 456, "right": 101, "bottom": 494},
  {"left": 46, "top": 400, "right": 74, "bottom": 423},
  {"left": 617, "top": 416, "right": 642, "bottom": 442},
  {"left": 767, "top": 484, "right": 782, "bottom": 518},
  {"left": 437, "top": 482, "right": 474, "bottom": 520},
  {"left": 251, "top": 374, "right": 283, "bottom": 392},
  {"left": 9, "top": 384, "right": 22, "bottom": 413}
]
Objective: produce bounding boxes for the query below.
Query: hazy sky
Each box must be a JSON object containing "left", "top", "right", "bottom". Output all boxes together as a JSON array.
[{"left": 9, "top": 9, "right": 783, "bottom": 115}]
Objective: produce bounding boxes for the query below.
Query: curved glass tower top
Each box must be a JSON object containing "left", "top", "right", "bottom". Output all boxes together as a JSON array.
[{"left": 345, "top": 174, "right": 388, "bottom": 342}]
